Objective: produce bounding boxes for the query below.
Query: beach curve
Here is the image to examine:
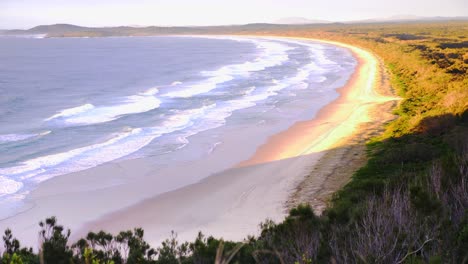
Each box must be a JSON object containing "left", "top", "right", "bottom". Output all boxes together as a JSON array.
[
  {"left": 238, "top": 36, "right": 397, "bottom": 166},
  {"left": 71, "top": 37, "right": 398, "bottom": 245}
]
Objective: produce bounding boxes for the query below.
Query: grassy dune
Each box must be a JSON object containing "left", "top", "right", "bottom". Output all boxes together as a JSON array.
[{"left": 261, "top": 21, "right": 468, "bottom": 212}]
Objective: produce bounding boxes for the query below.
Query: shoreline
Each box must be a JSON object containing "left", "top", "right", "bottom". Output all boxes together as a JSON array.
[
  {"left": 239, "top": 37, "right": 377, "bottom": 166},
  {"left": 74, "top": 37, "right": 397, "bottom": 244},
  {"left": 239, "top": 36, "right": 399, "bottom": 212},
  {"left": 0, "top": 36, "right": 397, "bottom": 247}
]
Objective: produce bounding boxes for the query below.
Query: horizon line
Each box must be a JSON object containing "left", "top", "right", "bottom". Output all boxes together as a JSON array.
[{"left": 2, "top": 15, "right": 468, "bottom": 31}]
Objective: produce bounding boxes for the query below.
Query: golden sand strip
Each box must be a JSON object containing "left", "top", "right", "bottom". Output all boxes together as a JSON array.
[
  {"left": 70, "top": 38, "right": 399, "bottom": 245},
  {"left": 0, "top": 37, "right": 399, "bottom": 248},
  {"left": 239, "top": 37, "right": 396, "bottom": 166},
  {"left": 239, "top": 37, "right": 399, "bottom": 212}
]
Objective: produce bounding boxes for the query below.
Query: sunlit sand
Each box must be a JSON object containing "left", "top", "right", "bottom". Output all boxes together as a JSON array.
[{"left": 70, "top": 37, "right": 398, "bottom": 246}]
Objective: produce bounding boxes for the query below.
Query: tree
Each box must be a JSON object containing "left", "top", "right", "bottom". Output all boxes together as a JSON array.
[
  {"left": 38, "top": 217, "right": 73, "bottom": 264},
  {"left": 1, "top": 229, "right": 37, "bottom": 264},
  {"left": 2, "top": 230, "right": 20, "bottom": 256},
  {"left": 126, "top": 228, "right": 156, "bottom": 264},
  {"left": 156, "top": 231, "right": 189, "bottom": 264}
]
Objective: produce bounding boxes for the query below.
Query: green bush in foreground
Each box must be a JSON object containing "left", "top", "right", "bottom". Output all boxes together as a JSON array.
[{"left": 1, "top": 149, "right": 466, "bottom": 263}]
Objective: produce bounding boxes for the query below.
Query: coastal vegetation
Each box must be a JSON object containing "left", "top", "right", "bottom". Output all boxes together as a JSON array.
[{"left": 1, "top": 21, "right": 467, "bottom": 263}]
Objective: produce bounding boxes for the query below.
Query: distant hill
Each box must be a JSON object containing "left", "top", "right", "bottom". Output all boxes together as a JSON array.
[
  {"left": 0, "top": 23, "right": 310, "bottom": 38},
  {"left": 2, "top": 16, "right": 467, "bottom": 38},
  {"left": 274, "top": 17, "right": 331, "bottom": 25},
  {"left": 350, "top": 15, "right": 468, "bottom": 24},
  {"left": 28, "top": 24, "right": 89, "bottom": 34}
]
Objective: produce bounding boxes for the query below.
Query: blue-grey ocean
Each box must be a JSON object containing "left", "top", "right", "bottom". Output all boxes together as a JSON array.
[{"left": 0, "top": 36, "right": 356, "bottom": 218}]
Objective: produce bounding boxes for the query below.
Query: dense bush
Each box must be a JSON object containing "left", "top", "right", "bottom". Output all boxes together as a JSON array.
[{"left": 1, "top": 152, "right": 466, "bottom": 263}]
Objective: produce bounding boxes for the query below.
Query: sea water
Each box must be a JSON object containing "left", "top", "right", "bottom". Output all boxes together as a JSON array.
[{"left": 0, "top": 36, "right": 356, "bottom": 219}]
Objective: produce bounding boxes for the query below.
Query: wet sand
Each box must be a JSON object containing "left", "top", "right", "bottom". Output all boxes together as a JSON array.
[
  {"left": 74, "top": 37, "right": 397, "bottom": 245},
  {"left": 0, "top": 37, "right": 397, "bottom": 247}
]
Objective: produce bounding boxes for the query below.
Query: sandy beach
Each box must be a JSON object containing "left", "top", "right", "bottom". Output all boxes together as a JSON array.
[
  {"left": 73, "top": 37, "right": 397, "bottom": 245},
  {"left": 0, "top": 36, "right": 397, "bottom": 247}
]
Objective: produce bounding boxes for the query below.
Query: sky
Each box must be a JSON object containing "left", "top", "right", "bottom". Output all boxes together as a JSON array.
[{"left": 1, "top": 0, "right": 467, "bottom": 29}]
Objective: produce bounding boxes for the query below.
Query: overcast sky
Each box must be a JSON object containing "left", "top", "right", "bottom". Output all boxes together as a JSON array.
[{"left": 1, "top": 0, "right": 467, "bottom": 29}]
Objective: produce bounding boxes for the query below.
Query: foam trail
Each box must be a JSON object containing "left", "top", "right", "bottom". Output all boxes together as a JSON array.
[
  {"left": 45, "top": 104, "right": 94, "bottom": 121},
  {"left": 271, "top": 40, "right": 341, "bottom": 90},
  {"left": 166, "top": 39, "right": 337, "bottom": 153},
  {"left": 208, "top": 142, "right": 222, "bottom": 154},
  {"left": 0, "top": 37, "right": 345, "bottom": 199},
  {"left": 0, "top": 176, "right": 23, "bottom": 197},
  {"left": 45, "top": 88, "right": 161, "bottom": 126},
  {"left": 183, "top": 42, "right": 338, "bottom": 132},
  {"left": 163, "top": 39, "right": 293, "bottom": 98},
  {"left": 172, "top": 82, "right": 288, "bottom": 146},
  {"left": 269, "top": 38, "right": 339, "bottom": 66},
  {"left": 170, "top": 41, "right": 338, "bottom": 145},
  {"left": 0, "top": 104, "right": 215, "bottom": 194},
  {"left": 163, "top": 37, "right": 335, "bottom": 100},
  {"left": 0, "top": 131, "right": 51, "bottom": 143},
  {"left": 0, "top": 129, "right": 151, "bottom": 182}
]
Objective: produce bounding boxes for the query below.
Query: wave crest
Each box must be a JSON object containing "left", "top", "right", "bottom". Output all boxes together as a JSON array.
[
  {"left": 162, "top": 39, "right": 293, "bottom": 98},
  {"left": 45, "top": 88, "right": 161, "bottom": 126}
]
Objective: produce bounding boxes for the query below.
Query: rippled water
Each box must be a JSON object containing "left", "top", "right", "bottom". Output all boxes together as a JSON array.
[{"left": 0, "top": 36, "right": 356, "bottom": 217}]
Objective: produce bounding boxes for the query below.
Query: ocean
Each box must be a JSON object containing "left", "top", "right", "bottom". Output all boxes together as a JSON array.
[{"left": 0, "top": 36, "right": 356, "bottom": 219}]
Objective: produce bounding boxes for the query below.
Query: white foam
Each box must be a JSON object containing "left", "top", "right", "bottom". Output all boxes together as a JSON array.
[
  {"left": 140, "top": 87, "right": 159, "bottom": 96},
  {"left": 309, "top": 47, "right": 338, "bottom": 67},
  {"left": 273, "top": 38, "right": 339, "bottom": 67},
  {"left": 0, "top": 36, "right": 351, "bottom": 205},
  {"left": 312, "top": 76, "right": 327, "bottom": 83},
  {"left": 208, "top": 141, "right": 222, "bottom": 154},
  {"left": 174, "top": 83, "right": 288, "bottom": 144},
  {"left": 265, "top": 38, "right": 342, "bottom": 79},
  {"left": 162, "top": 39, "right": 293, "bottom": 98},
  {"left": 0, "top": 134, "right": 37, "bottom": 143},
  {"left": 39, "top": 131, "right": 52, "bottom": 136},
  {"left": 163, "top": 75, "right": 234, "bottom": 98},
  {"left": 0, "top": 104, "right": 215, "bottom": 191},
  {"left": 243, "top": 86, "right": 256, "bottom": 95},
  {"left": 0, "top": 128, "right": 150, "bottom": 181},
  {"left": 162, "top": 37, "right": 337, "bottom": 100},
  {"left": 271, "top": 41, "right": 340, "bottom": 91},
  {"left": 45, "top": 88, "right": 161, "bottom": 125},
  {"left": 171, "top": 81, "right": 183, "bottom": 86},
  {"left": 0, "top": 131, "right": 51, "bottom": 143},
  {"left": 45, "top": 104, "right": 95, "bottom": 121},
  {"left": 184, "top": 46, "right": 332, "bottom": 128},
  {"left": 171, "top": 52, "right": 326, "bottom": 142},
  {"left": 0, "top": 176, "right": 23, "bottom": 197}
]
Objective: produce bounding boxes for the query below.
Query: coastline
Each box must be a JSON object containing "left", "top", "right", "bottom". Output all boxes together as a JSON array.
[
  {"left": 0, "top": 36, "right": 397, "bottom": 247},
  {"left": 239, "top": 37, "right": 388, "bottom": 166},
  {"left": 240, "top": 37, "right": 399, "bottom": 212},
  {"left": 73, "top": 37, "right": 397, "bottom": 245}
]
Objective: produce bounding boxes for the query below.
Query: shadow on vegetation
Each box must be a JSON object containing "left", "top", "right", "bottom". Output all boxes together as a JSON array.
[{"left": 0, "top": 113, "right": 466, "bottom": 264}]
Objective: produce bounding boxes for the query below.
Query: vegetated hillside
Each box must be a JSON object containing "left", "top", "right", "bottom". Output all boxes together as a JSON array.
[
  {"left": 0, "top": 22, "right": 467, "bottom": 263},
  {"left": 3, "top": 23, "right": 301, "bottom": 37},
  {"left": 274, "top": 22, "right": 468, "bottom": 263},
  {"left": 3, "top": 18, "right": 467, "bottom": 37}
]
